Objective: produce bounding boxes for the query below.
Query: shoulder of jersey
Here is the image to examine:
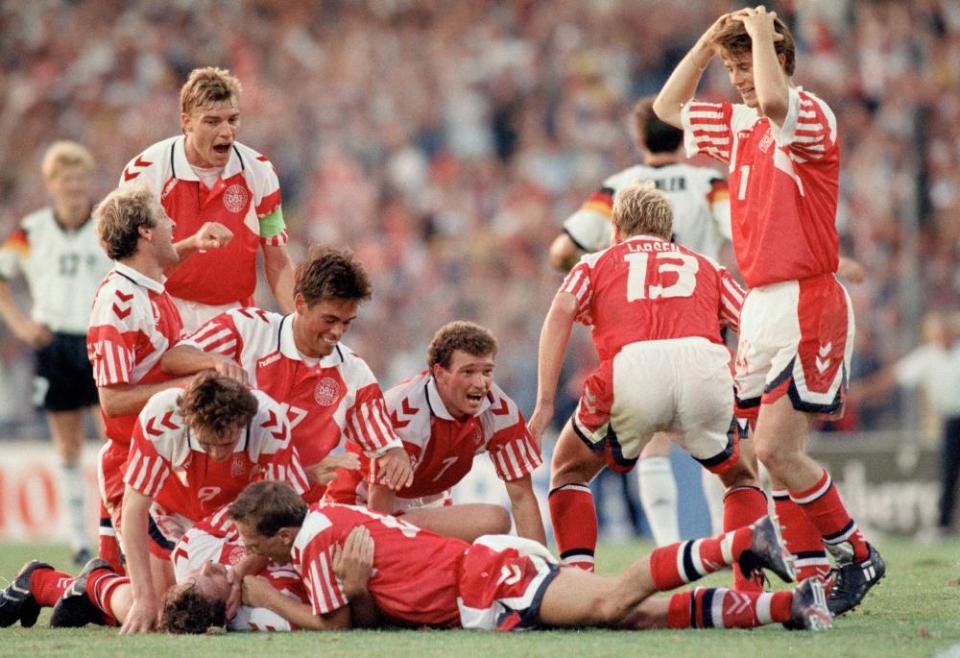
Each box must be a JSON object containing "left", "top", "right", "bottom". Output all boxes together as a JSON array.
[
  {"left": 139, "top": 388, "right": 185, "bottom": 443},
  {"left": 233, "top": 141, "right": 276, "bottom": 177},
  {"left": 384, "top": 371, "right": 427, "bottom": 406},
  {"left": 125, "top": 137, "right": 177, "bottom": 171},
  {"left": 603, "top": 163, "right": 653, "bottom": 190},
  {"left": 19, "top": 207, "right": 53, "bottom": 231},
  {"left": 482, "top": 382, "right": 520, "bottom": 425},
  {"left": 228, "top": 306, "right": 281, "bottom": 329}
]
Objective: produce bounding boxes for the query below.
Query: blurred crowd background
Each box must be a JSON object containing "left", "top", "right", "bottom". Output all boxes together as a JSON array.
[{"left": 1, "top": 0, "right": 957, "bottom": 436}]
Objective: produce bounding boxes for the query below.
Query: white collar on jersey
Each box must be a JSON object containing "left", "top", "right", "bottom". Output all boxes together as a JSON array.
[
  {"left": 172, "top": 136, "right": 245, "bottom": 182},
  {"left": 113, "top": 262, "right": 165, "bottom": 293},
  {"left": 424, "top": 374, "right": 491, "bottom": 421},
  {"left": 279, "top": 314, "right": 345, "bottom": 368}
]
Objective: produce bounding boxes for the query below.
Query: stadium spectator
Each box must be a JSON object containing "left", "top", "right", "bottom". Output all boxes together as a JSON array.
[
  {"left": 0, "top": 141, "right": 111, "bottom": 566},
  {"left": 325, "top": 320, "right": 546, "bottom": 543},
  {"left": 653, "top": 6, "right": 883, "bottom": 614},
  {"left": 529, "top": 182, "right": 766, "bottom": 592},
  {"left": 117, "top": 66, "right": 296, "bottom": 332}
]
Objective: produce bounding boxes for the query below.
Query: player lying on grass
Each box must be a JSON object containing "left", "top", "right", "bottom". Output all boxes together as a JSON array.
[
  {"left": 325, "top": 320, "right": 546, "bottom": 543},
  {"left": 0, "top": 505, "right": 373, "bottom": 633},
  {"left": 230, "top": 481, "right": 831, "bottom": 633}
]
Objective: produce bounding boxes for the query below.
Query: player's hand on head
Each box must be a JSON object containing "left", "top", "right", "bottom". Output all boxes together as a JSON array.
[
  {"left": 376, "top": 446, "right": 414, "bottom": 490},
  {"left": 307, "top": 452, "right": 361, "bottom": 486},
  {"left": 210, "top": 356, "right": 249, "bottom": 384},
  {"left": 729, "top": 6, "right": 783, "bottom": 41},
  {"left": 120, "top": 597, "right": 158, "bottom": 634},
  {"left": 241, "top": 574, "right": 274, "bottom": 608},
  {"left": 192, "top": 221, "right": 234, "bottom": 251}
]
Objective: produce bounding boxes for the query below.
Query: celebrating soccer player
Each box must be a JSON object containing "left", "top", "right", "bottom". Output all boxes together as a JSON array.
[{"left": 653, "top": 5, "right": 884, "bottom": 615}]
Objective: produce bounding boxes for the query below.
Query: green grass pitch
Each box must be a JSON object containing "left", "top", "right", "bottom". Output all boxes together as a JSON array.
[{"left": 0, "top": 537, "right": 957, "bottom": 657}]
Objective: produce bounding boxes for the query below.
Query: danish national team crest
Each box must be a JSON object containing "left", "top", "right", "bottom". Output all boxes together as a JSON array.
[
  {"left": 314, "top": 377, "right": 340, "bottom": 406},
  {"left": 223, "top": 184, "right": 249, "bottom": 213}
]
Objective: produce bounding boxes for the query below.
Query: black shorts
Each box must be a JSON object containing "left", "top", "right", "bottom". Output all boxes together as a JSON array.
[{"left": 34, "top": 332, "right": 99, "bottom": 412}]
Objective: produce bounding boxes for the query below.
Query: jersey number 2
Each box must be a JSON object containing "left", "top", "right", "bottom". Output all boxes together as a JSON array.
[{"left": 624, "top": 252, "right": 699, "bottom": 301}]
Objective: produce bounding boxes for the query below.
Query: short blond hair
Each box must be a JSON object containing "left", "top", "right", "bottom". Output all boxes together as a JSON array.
[
  {"left": 612, "top": 182, "right": 673, "bottom": 240},
  {"left": 95, "top": 184, "right": 159, "bottom": 260},
  {"left": 180, "top": 67, "right": 242, "bottom": 116},
  {"left": 41, "top": 141, "right": 94, "bottom": 180}
]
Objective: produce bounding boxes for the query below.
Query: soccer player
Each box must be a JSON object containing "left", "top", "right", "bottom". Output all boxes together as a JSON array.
[
  {"left": 119, "top": 373, "right": 313, "bottom": 633},
  {"left": 529, "top": 183, "right": 766, "bottom": 592},
  {"left": 325, "top": 321, "right": 546, "bottom": 543},
  {"left": 86, "top": 184, "right": 229, "bottom": 573},
  {"left": 118, "top": 67, "right": 295, "bottom": 332},
  {"left": 548, "top": 98, "right": 735, "bottom": 545},
  {"left": 0, "top": 141, "right": 112, "bottom": 565},
  {"left": 159, "top": 245, "right": 414, "bottom": 502},
  {"left": 653, "top": 6, "right": 884, "bottom": 614},
  {"left": 226, "top": 481, "right": 831, "bottom": 633}
]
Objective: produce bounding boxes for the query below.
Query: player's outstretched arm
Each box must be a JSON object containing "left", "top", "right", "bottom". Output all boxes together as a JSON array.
[
  {"left": 263, "top": 244, "right": 296, "bottom": 314},
  {"left": 97, "top": 377, "right": 196, "bottom": 417},
  {"left": 505, "top": 476, "right": 547, "bottom": 544},
  {"left": 161, "top": 345, "right": 248, "bottom": 384},
  {"left": 119, "top": 487, "right": 159, "bottom": 633},
  {"left": 528, "top": 292, "right": 577, "bottom": 444},
  {"left": 653, "top": 12, "right": 733, "bottom": 127}
]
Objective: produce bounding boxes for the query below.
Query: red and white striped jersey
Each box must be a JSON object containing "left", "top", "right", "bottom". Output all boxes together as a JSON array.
[
  {"left": 86, "top": 263, "right": 184, "bottom": 444},
  {"left": 172, "top": 507, "right": 308, "bottom": 632},
  {"left": 123, "top": 387, "right": 309, "bottom": 522},
  {"left": 178, "top": 308, "right": 402, "bottom": 500},
  {"left": 564, "top": 162, "right": 730, "bottom": 260},
  {"left": 326, "top": 372, "right": 542, "bottom": 509},
  {"left": 292, "top": 502, "right": 467, "bottom": 627},
  {"left": 681, "top": 87, "right": 840, "bottom": 288},
  {"left": 561, "top": 235, "right": 744, "bottom": 361},
  {"left": 119, "top": 136, "right": 287, "bottom": 307}
]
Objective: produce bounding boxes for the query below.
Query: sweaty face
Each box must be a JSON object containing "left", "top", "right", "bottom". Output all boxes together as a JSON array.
[
  {"left": 721, "top": 51, "right": 757, "bottom": 108},
  {"left": 182, "top": 101, "right": 241, "bottom": 169},
  {"left": 194, "top": 425, "right": 242, "bottom": 462},
  {"left": 433, "top": 349, "right": 495, "bottom": 420},
  {"left": 181, "top": 561, "right": 231, "bottom": 603},
  {"left": 292, "top": 296, "right": 360, "bottom": 358},
  {"left": 46, "top": 164, "right": 93, "bottom": 224},
  {"left": 235, "top": 520, "right": 290, "bottom": 563}
]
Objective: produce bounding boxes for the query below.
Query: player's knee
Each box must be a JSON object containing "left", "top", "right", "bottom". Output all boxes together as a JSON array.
[
  {"left": 485, "top": 506, "right": 512, "bottom": 535},
  {"left": 754, "top": 440, "right": 801, "bottom": 476}
]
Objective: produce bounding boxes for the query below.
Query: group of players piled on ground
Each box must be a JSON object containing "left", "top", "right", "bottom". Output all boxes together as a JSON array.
[{"left": 0, "top": 7, "right": 884, "bottom": 636}]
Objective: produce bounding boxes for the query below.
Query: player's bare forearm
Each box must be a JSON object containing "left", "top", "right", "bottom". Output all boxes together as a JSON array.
[
  {"left": 0, "top": 279, "right": 51, "bottom": 347},
  {"left": 366, "top": 482, "right": 395, "bottom": 514},
  {"left": 120, "top": 488, "right": 158, "bottom": 632},
  {"left": 255, "top": 587, "right": 352, "bottom": 631},
  {"left": 161, "top": 345, "right": 218, "bottom": 375},
  {"left": 535, "top": 293, "right": 576, "bottom": 409},
  {"left": 506, "top": 476, "right": 547, "bottom": 545},
  {"left": 654, "top": 15, "right": 728, "bottom": 127},
  {"left": 98, "top": 377, "right": 195, "bottom": 417},
  {"left": 548, "top": 234, "right": 583, "bottom": 272},
  {"left": 263, "top": 244, "right": 295, "bottom": 313}
]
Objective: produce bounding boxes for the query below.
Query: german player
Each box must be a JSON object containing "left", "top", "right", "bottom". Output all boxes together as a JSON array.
[
  {"left": 529, "top": 183, "right": 766, "bottom": 591},
  {"left": 0, "top": 142, "right": 112, "bottom": 565},
  {"left": 119, "top": 373, "right": 312, "bottom": 633},
  {"left": 226, "top": 481, "right": 831, "bottom": 633},
  {"left": 325, "top": 321, "right": 546, "bottom": 543},
  {"left": 653, "top": 6, "right": 884, "bottom": 614},
  {"left": 118, "top": 67, "right": 295, "bottom": 332},
  {"left": 87, "top": 184, "right": 229, "bottom": 573},
  {"left": 159, "top": 245, "right": 414, "bottom": 502},
  {"left": 547, "top": 98, "right": 737, "bottom": 548}
]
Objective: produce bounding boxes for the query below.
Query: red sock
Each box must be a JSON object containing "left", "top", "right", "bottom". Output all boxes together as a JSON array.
[
  {"left": 791, "top": 470, "right": 869, "bottom": 562},
  {"left": 773, "top": 490, "right": 829, "bottom": 581},
  {"left": 549, "top": 484, "right": 597, "bottom": 572},
  {"left": 667, "top": 587, "right": 793, "bottom": 628},
  {"left": 86, "top": 570, "right": 127, "bottom": 626},
  {"left": 97, "top": 503, "right": 124, "bottom": 575},
  {"left": 649, "top": 526, "right": 752, "bottom": 591},
  {"left": 723, "top": 485, "right": 767, "bottom": 592},
  {"left": 29, "top": 568, "right": 74, "bottom": 608}
]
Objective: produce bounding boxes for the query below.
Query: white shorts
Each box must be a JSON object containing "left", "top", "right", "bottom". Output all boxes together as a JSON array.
[
  {"left": 171, "top": 297, "right": 242, "bottom": 334},
  {"left": 573, "top": 337, "right": 739, "bottom": 474},
  {"left": 734, "top": 274, "right": 854, "bottom": 419}
]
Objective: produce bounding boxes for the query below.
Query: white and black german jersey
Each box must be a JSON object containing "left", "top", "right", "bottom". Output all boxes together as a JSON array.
[
  {"left": 0, "top": 208, "right": 111, "bottom": 334},
  {"left": 563, "top": 162, "right": 731, "bottom": 260}
]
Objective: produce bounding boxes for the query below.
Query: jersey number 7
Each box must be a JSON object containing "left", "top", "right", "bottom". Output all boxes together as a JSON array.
[{"left": 624, "top": 251, "right": 699, "bottom": 301}]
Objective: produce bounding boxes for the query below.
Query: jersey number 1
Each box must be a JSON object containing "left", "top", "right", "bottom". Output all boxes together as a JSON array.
[{"left": 624, "top": 252, "right": 700, "bottom": 301}]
